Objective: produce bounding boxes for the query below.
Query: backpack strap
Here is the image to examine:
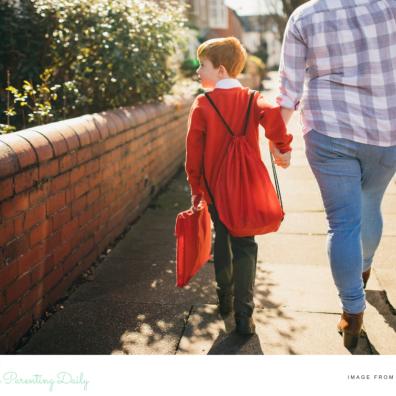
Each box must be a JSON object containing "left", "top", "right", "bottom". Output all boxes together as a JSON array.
[
  {"left": 241, "top": 91, "right": 255, "bottom": 136},
  {"left": 204, "top": 90, "right": 255, "bottom": 137}
]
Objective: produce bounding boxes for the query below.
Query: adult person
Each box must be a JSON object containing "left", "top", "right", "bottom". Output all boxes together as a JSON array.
[{"left": 273, "top": 0, "right": 396, "bottom": 349}]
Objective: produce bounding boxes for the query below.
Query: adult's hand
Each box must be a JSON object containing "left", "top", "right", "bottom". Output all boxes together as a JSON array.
[
  {"left": 269, "top": 141, "right": 291, "bottom": 169},
  {"left": 191, "top": 194, "right": 203, "bottom": 211}
]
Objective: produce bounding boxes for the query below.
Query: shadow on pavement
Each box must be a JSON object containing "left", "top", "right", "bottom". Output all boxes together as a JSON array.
[{"left": 208, "top": 332, "right": 264, "bottom": 355}]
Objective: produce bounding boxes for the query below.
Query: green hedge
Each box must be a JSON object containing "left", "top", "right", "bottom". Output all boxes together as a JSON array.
[{"left": 1, "top": 0, "right": 188, "bottom": 132}]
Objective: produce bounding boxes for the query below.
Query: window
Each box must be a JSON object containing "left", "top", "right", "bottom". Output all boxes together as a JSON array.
[{"left": 208, "top": 0, "right": 228, "bottom": 29}]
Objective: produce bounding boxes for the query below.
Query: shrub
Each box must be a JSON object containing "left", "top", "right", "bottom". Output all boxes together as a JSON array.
[{"left": 1, "top": 0, "right": 189, "bottom": 132}]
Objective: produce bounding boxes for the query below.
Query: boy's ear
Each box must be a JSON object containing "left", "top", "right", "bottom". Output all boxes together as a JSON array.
[{"left": 218, "top": 64, "right": 228, "bottom": 77}]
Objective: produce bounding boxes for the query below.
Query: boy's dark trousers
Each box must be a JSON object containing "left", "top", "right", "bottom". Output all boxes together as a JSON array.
[{"left": 208, "top": 205, "right": 258, "bottom": 318}]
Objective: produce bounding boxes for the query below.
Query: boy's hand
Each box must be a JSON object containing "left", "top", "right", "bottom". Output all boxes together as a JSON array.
[
  {"left": 191, "top": 194, "right": 203, "bottom": 211},
  {"left": 269, "top": 141, "right": 291, "bottom": 169}
]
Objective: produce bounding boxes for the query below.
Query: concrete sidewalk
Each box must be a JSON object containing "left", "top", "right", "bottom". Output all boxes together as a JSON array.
[{"left": 16, "top": 73, "right": 396, "bottom": 355}]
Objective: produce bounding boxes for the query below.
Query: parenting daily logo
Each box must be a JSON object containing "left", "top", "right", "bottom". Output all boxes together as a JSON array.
[{"left": 0, "top": 371, "right": 89, "bottom": 392}]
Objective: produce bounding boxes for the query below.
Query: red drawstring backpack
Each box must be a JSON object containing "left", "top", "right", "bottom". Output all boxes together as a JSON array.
[
  {"left": 203, "top": 91, "right": 284, "bottom": 237},
  {"left": 175, "top": 202, "right": 212, "bottom": 287}
]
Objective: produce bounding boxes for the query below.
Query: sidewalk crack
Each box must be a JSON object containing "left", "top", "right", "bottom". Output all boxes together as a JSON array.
[{"left": 174, "top": 305, "right": 194, "bottom": 354}]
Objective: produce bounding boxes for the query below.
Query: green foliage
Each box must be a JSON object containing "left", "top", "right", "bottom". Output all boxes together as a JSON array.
[
  {"left": 180, "top": 58, "right": 200, "bottom": 78},
  {"left": 5, "top": 68, "right": 63, "bottom": 127},
  {"left": 1, "top": 0, "right": 188, "bottom": 133}
]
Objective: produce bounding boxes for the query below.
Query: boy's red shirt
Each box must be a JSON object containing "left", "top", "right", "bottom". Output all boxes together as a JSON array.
[{"left": 185, "top": 86, "right": 293, "bottom": 204}]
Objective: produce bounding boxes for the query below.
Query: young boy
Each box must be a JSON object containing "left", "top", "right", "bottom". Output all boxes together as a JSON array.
[{"left": 185, "top": 37, "right": 292, "bottom": 335}]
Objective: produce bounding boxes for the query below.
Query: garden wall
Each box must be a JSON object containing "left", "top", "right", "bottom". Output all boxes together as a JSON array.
[{"left": 0, "top": 99, "right": 192, "bottom": 353}]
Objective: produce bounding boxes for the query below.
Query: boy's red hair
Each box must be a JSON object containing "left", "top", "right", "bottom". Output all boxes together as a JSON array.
[{"left": 197, "top": 37, "right": 247, "bottom": 78}]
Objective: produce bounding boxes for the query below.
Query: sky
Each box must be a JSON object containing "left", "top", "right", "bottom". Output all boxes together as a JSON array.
[{"left": 225, "top": 0, "right": 282, "bottom": 16}]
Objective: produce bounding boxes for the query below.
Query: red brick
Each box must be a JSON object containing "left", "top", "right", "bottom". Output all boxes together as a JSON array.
[
  {"left": 0, "top": 219, "right": 14, "bottom": 246},
  {"left": 77, "top": 147, "right": 93, "bottom": 164},
  {"left": 29, "top": 219, "right": 52, "bottom": 247},
  {"left": 53, "top": 242, "right": 72, "bottom": 264},
  {"left": 4, "top": 235, "right": 29, "bottom": 262},
  {"left": 0, "top": 334, "right": 9, "bottom": 353},
  {"left": 86, "top": 187, "right": 100, "bottom": 206},
  {"left": 20, "top": 284, "right": 44, "bottom": 313},
  {"left": 65, "top": 120, "right": 91, "bottom": 146},
  {"left": 65, "top": 189, "right": 73, "bottom": 204},
  {"left": 70, "top": 165, "right": 85, "bottom": 184},
  {"left": 30, "top": 255, "right": 55, "bottom": 285},
  {"left": 24, "top": 202, "right": 46, "bottom": 229},
  {"left": 0, "top": 302, "right": 20, "bottom": 333},
  {"left": 13, "top": 214, "right": 24, "bottom": 235},
  {"left": 73, "top": 179, "right": 89, "bottom": 199},
  {"left": 38, "top": 159, "right": 59, "bottom": 180},
  {"left": 71, "top": 195, "right": 87, "bottom": 217},
  {"left": 42, "top": 266, "right": 63, "bottom": 292},
  {"left": 85, "top": 159, "right": 100, "bottom": 175},
  {"left": 51, "top": 206, "right": 72, "bottom": 231},
  {"left": 0, "top": 141, "right": 20, "bottom": 178},
  {"left": 7, "top": 311, "right": 33, "bottom": 346},
  {"left": 62, "top": 244, "right": 88, "bottom": 274},
  {"left": 59, "top": 152, "right": 77, "bottom": 172},
  {"left": 35, "top": 127, "right": 68, "bottom": 156},
  {"left": 0, "top": 292, "right": 5, "bottom": 312},
  {"left": 45, "top": 231, "right": 62, "bottom": 254},
  {"left": 54, "top": 122, "right": 81, "bottom": 150},
  {"left": 14, "top": 168, "right": 39, "bottom": 193},
  {"left": 49, "top": 172, "right": 70, "bottom": 194},
  {"left": 78, "top": 208, "right": 94, "bottom": 227},
  {"left": 29, "top": 182, "right": 50, "bottom": 205},
  {"left": 17, "top": 243, "right": 46, "bottom": 275},
  {"left": 91, "top": 142, "right": 104, "bottom": 158},
  {"left": 0, "top": 261, "right": 18, "bottom": 290},
  {"left": 0, "top": 193, "right": 29, "bottom": 219},
  {"left": 88, "top": 172, "right": 101, "bottom": 189},
  {"left": 0, "top": 178, "right": 14, "bottom": 200},
  {"left": 16, "top": 130, "right": 53, "bottom": 162},
  {"left": 0, "top": 134, "right": 37, "bottom": 169},
  {"left": 61, "top": 218, "right": 79, "bottom": 241},
  {"left": 46, "top": 191, "right": 66, "bottom": 215},
  {"left": 5, "top": 273, "right": 31, "bottom": 304}
]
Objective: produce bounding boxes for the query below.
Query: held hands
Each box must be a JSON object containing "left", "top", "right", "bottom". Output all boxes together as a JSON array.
[
  {"left": 191, "top": 194, "right": 203, "bottom": 212},
  {"left": 269, "top": 141, "right": 291, "bottom": 169}
]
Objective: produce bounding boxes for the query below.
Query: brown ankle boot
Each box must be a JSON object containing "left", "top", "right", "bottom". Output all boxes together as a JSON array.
[
  {"left": 337, "top": 311, "right": 364, "bottom": 349},
  {"left": 362, "top": 268, "right": 371, "bottom": 289}
]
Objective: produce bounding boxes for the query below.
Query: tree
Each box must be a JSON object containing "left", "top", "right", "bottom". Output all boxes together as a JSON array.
[
  {"left": 265, "top": 0, "right": 309, "bottom": 39},
  {"left": 281, "top": 0, "right": 309, "bottom": 18}
]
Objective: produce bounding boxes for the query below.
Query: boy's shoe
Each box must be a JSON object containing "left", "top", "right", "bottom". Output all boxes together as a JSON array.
[{"left": 235, "top": 316, "right": 256, "bottom": 335}]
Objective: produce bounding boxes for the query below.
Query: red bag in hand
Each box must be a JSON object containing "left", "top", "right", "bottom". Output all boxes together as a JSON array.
[
  {"left": 204, "top": 91, "right": 284, "bottom": 237},
  {"left": 175, "top": 202, "right": 212, "bottom": 287}
]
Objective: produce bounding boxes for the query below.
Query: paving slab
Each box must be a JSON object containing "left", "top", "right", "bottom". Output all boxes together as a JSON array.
[
  {"left": 373, "top": 266, "right": 396, "bottom": 311},
  {"left": 18, "top": 297, "right": 190, "bottom": 355},
  {"left": 254, "top": 263, "right": 341, "bottom": 313},
  {"left": 257, "top": 233, "right": 328, "bottom": 266},
  {"left": 364, "top": 288, "right": 396, "bottom": 355},
  {"left": 67, "top": 256, "right": 217, "bottom": 307},
  {"left": 176, "top": 305, "right": 372, "bottom": 355}
]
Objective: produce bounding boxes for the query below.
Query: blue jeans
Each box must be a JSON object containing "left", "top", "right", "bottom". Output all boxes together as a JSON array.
[{"left": 304, "top": 130, "right": 396, "bottom": 314}]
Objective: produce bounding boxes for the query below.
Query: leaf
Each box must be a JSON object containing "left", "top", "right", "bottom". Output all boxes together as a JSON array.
[{"left": 5, "top": 108, "right": 16, "bottom": 116}]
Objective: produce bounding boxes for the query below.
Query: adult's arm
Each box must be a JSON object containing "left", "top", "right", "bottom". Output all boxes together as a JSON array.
[{"left": 277, "top": 12, "right": 308, "bottom": 120}]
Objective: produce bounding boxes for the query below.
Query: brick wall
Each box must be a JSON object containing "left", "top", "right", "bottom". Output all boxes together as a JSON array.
[{"left": 0, "top": 100, "right": 192, "bottom": 353}]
